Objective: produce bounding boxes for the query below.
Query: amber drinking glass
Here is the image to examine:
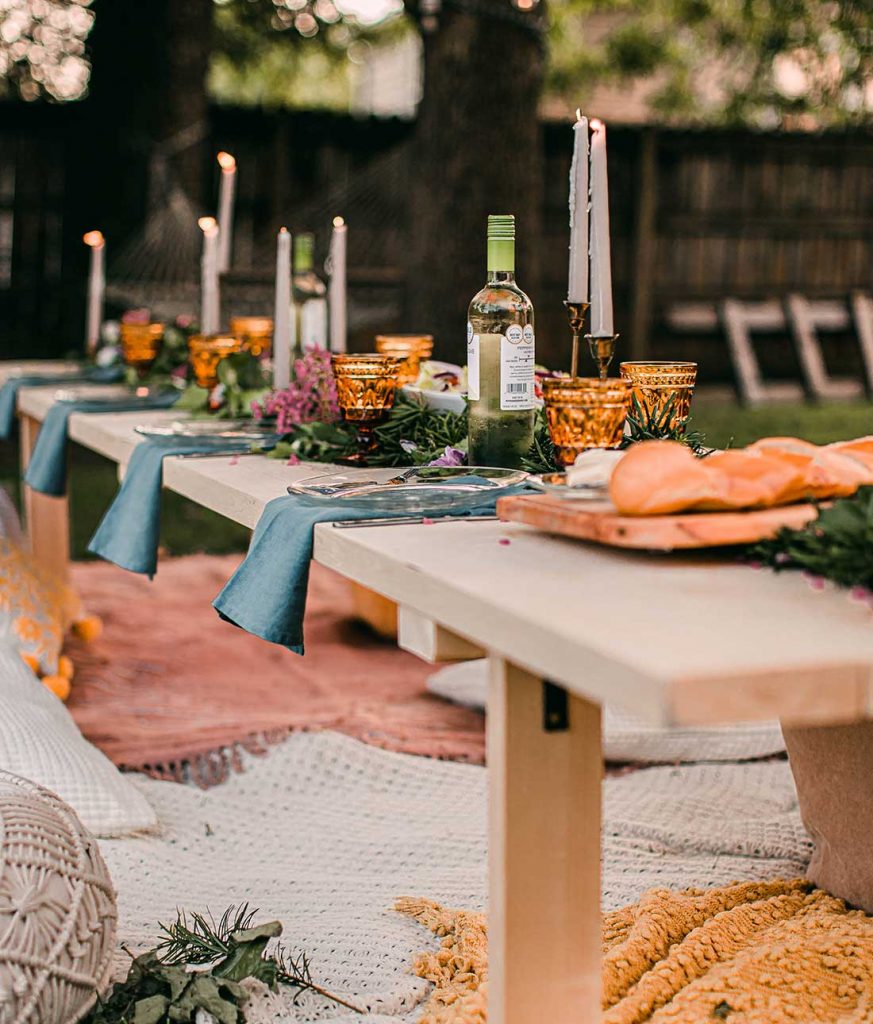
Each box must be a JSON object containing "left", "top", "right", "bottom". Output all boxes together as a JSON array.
[
  {"left": 619, "top": 361, "right": 698, "bottom": 431},
  {"left": 230, "top": 316, "right": 274, "bottom": 359},
  {"left": 332, "top": 353, "right": 401, "bottom": 461},
  {"left": 374, "top": 334, "right": 434, "bottom": 387},
  {"left": 542, "top": 377, "right": 631, "bottom": 467},
  {"left": 188, "top": 334, "right": 242, "bottom": 390},
  {"left": 120, "top": 322, "right": 164, "bottom": 376}
]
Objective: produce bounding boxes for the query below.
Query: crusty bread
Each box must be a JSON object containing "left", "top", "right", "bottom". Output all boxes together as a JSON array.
[{"left": 609, "top": 435, "right": 873, "bottom": 517}]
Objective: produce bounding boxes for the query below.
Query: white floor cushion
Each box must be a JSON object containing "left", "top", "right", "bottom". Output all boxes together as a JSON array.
[{"left": 0, "top": 642, "right": 157, "bottom": 837}]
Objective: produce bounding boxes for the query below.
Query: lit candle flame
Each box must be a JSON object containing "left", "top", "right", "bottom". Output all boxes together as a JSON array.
[
  {"left": 590, "top": 118, "right": 604, "bottom": 131},
  {"left": 83, "top": 230, "right": 104, "bottom": 247},
  {"left": 575, "top": 108, "right": 583, "bottom": 121},
  {"left": 198, "top": 216, "right": 218, "bottom": 234},
  {"left": 217, "top": 151, "right": 236, "bottom": 172},
  {"left": 332, "top": 216, "right": 345, "bottom": 228}
]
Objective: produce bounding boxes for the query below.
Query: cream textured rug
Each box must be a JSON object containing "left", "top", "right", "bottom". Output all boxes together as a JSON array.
[
  {"left": 398, "top": 878, "right": 873, "bottom": 1024},
  {"left": 100, "top": 732, "right": 811, "bottom": 1023},
  {"left": 426, "top": 660, "right": 787, "bottom": 764}
]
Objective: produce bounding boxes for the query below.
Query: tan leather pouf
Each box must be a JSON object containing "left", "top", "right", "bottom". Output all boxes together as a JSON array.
[
  {"left": 783, "top": 720, "right": 873, "bottom": 913},
  {"left": 0, "top": 770, "right": 117, "bottom": 1023}
]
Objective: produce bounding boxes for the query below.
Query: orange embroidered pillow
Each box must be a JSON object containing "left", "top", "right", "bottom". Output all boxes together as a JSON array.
[{"left": 0, "top": 537, "right": 94, "bottom": 682}]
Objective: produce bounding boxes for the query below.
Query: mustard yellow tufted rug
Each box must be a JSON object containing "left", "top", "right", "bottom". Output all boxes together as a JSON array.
[{"left": 397, "top": 878, "right": 873, "bottom": 1023}]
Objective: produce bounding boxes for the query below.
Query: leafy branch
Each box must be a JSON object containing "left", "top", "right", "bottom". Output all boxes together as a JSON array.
[
  {"left": 84, "top": 905, "right": 364, "bottom": 1023},
  {"left": 750, "top": 486, "right": 873, "bottom": 591}
]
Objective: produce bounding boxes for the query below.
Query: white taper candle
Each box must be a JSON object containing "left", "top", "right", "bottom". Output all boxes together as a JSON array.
[
  {"left": 567, "top": 112, "right": 589, "bottom": 303},
  {"left": 198, "top": 217, "right": 220, "bottom": 336},
  {"left": 216, "top": 152, "right": 236, "bottom": 274},
  {"left": 328, "top": 216, "right": 347, "bottom": 354},
  {"left": 589, "top": 118, "right": 614, "bottom": 336},
  {"left": 273, "top": 227, "right": 292, "bottom": 390},
  {"left": 83, "top": 230, "right": 105, "bottom": 355}
]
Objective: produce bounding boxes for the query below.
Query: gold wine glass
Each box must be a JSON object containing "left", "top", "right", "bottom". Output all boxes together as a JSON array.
[
  {"left": 230, "top": 316, "right": 274, "bottom": 359},
  {"left": 374, "top": 334, "right": 434, "bottom": 387},
  {"left": 188, "top": 334, "right": 242, "bottom": 390},
  {"left": 619, "top": 361, "right": 698, "bottom": 431},
  {"left": 332, "top": 353, "right": 401, "bottom": 462},
  {"left": 542, "top": 377, "right": 631, "bottom": 467},
  {"left": 120, "top": 322, "right": 164, "bottom": 377}
]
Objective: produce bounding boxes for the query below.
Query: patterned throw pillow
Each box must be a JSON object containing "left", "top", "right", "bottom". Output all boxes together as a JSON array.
[{"left": 0, "top": 491, "right": 100, "bottom": 700}]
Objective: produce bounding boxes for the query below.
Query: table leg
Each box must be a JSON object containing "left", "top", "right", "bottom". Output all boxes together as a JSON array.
[
  {"left": 19, "top": 413, "right": 70, "bottom": 580},
  {"left": 488, "top": 657, "right": 602, "bottom": 1024}
]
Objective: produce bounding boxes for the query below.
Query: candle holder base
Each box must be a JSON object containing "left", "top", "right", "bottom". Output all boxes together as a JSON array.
[
  {"left": 586, "top": 333, "right": 620, "bottom": 380},
  {"left": 564, "top": 301, "right": 590, "bottom": 378}
]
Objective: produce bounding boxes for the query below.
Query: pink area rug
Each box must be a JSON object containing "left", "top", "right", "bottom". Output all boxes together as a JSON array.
[{"left": 65, "top": 555, "right": 485, "bottom": 785}]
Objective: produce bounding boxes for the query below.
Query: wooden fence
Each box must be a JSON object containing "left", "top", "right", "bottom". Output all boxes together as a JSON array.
[{"left": 1, "top": 101, "right": 870, "bottom": 384}]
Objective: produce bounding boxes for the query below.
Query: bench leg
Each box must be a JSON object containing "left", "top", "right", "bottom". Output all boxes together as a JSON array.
[
  {"left": 19, "top": 413, "right": 70, "bottom": 580},
  {"left": 488, "top": 657, "right": 602, "bottom": 1023}
]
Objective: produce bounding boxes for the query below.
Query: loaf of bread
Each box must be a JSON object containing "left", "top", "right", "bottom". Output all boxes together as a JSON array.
[{"left": 609, "top": 436, "right": 873, "bottom": 517}]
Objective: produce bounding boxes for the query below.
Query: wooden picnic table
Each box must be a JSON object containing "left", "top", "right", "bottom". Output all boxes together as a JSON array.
[{"left": 6, "top": 365, "right": 873, "bottom": 1024}]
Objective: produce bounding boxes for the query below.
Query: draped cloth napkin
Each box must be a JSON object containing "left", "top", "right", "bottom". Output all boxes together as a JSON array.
[
  {"left": 23, "top": 391, "right": 181, "bottom": 497},
  {"left": 0, "top": 365, "right": 122, "bottom": 440},
  {"left": 88, "top": 436, "right": 276, "bottom": 578},
  {"left": 213, "top": 482, "right": 514, "bottom": 655}
]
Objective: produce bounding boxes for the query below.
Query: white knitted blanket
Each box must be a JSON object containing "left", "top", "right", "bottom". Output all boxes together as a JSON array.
[
  {"left": 427, "top": 660, "right": 787, "bottom": 764},
  {"left": 99, "top": 731, "right": 811, "bottom": 1023}
]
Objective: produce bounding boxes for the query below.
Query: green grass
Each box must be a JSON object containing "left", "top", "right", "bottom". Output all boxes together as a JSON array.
[
  {"left": 692, "top": 400, "right": 873, "bottom": 450},
  {"left": 1, "top": 398, "right": 870, "bottom": 559},
  {"left": 0, "top": 444, "right": 250, "bottom": 561}
]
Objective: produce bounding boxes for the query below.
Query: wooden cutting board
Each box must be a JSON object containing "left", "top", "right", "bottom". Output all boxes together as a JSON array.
[{"left": 496, "top": 494, "right": 819, "bottom": 551}]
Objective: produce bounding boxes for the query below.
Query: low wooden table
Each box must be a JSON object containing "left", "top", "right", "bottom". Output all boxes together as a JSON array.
[{"left": 6, "top": 366, "right": 873, "bottom": 1024}]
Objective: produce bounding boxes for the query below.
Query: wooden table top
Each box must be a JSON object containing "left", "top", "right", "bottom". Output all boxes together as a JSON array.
[{"left": 11, "top": 370, "right": 873, "bottom": 728}]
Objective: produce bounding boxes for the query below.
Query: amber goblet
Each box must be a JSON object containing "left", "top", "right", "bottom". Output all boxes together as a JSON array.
[
  {"left": 230, "top": 316, "right": 274, "bottom": 359},
  {"left": 332, "top": 353, "right": 401, "bottom": 462},
  {"left": 542, "top": 377, "right": 631, "bottom": 468},
  {"left": 374, "top": 334, "right": 434, "bottom": 387},
  {"left": 619, "top": 361, "right": 698, "bottom": 431},
  {"left": 120, "top": 322, "right": 164, "bottom": 377},
  {"left": 188, "top": 334, "right": 242, "bottom": 390}
]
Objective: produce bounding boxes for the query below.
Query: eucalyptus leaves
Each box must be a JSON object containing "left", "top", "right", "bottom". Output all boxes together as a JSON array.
[{"left": 85, "top": 905, "right": 363, "bottom": 1024}]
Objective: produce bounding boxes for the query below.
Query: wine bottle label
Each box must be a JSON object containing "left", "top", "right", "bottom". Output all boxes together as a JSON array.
[
  {"left": 301, "top": 298, "right": 328, "bottom": 349},
  {"left": 467, "top": 324, "right": 480, "bottom": 401},
  {"left": 500, "top": 323, "right": 534, "bottom": 410}
]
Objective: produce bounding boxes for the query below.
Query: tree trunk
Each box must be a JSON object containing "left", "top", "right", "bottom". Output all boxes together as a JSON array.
[{"left": 403, "top": 2, "right": 546, "bottom": 363}]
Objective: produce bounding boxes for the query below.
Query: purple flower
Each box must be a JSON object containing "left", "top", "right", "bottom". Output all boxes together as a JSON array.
[
  {"left": 428, "top": 446, "right": 466, "bottom": 467},
  {"left": 252, "top": 348, "right": 340, "bottom": 434}
]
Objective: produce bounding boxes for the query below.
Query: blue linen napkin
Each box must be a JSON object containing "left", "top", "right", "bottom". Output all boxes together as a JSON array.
[
  {"left": 213, "top": 480, "right": 515, "bottom": 655},
  {"left": 88, "top": 435, "right": 276, "bottom": 578},
  {"left": 0, "top": 365, "right": 122, "bottom": 440},
  {"left": 24, "top": 391, "right": 181, "bottom": 497}
]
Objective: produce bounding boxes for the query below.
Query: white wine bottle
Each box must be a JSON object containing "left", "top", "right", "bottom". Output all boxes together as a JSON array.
[
  {"left": 467, "top": 214, "right": 535, "bottom": 468},
  {"left": 291, "top": 232, "right": 327, "bottom": 353}
]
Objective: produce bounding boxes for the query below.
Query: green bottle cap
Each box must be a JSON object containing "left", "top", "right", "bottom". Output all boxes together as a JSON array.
[
  {"left": 487, "top": 214, "right": 515, "bottom": 240},
  {"left": 487, "top": 214, "right": 515, "bottom": 272},
  {"left": 294, "top": 232, "right": 314, "bottom": 271}
]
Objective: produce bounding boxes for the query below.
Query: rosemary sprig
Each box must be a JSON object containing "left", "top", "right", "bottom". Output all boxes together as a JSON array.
[
  {"left": 521, "top": 411, "right": 558, "bottom": 474},
  {"left": 621, "top": 393, "right": 711, "bottom": 456},
  {"left": 750, "top": 486, "right": 873, "bottom": 590}
]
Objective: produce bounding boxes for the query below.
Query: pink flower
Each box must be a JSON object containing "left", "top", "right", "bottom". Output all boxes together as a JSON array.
[
  {"left": 286, "top": 454, "right": 300, "bottom": 466},
  {"left": 802, "top": 572, "right": 826, "bottom": 591},
  {"left": 122, "top": 307, "right": 150, "bottom": 324},
  {"left": 428, "top": 446, "right": 466, "bottom": 468},
  {"left": 252, "top": 348, "right": 340, "bottom": 434},
  {"left": 498, "top": 537, "right": 511, "bottom": 546}
]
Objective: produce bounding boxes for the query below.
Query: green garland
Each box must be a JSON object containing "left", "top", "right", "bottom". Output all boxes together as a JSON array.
[
  {"left": 176, "top": 352, "right": 271, "bottom": 420},
  {"left": 621, "top": 393, "right": 711, "bottom": 456},
  {"left": 123, "top": 324, "right": 193, "bottom": 393},
  {"left": 750, "top": 487, "right": 873, "bottom": 590}
]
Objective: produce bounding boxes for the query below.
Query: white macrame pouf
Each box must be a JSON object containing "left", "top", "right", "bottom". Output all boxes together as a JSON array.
[{"left": 0, "top": 770, "right": 117, "bottom": 1024}]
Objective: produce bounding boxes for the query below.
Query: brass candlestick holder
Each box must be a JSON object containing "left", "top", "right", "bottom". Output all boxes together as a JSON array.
[
  {"left": 563, "top": 300, "right": 590, "bottom": 378},
  {"left": 587, "top": 333, "right": 620, "bottom": 381}
]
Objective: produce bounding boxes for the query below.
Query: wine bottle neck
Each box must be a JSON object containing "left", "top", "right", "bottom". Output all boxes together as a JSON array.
[
  {"left": 487, "top": 237, "right": 515, "bottom": 277},
  {"left": 487, "top": 269, "right": 516, "bottom": 285}
]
